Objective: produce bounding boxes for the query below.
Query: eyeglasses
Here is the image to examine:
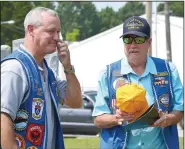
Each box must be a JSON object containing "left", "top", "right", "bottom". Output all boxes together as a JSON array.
[{"left": 122, "top": 36, "right": 148, "bottom": 44}]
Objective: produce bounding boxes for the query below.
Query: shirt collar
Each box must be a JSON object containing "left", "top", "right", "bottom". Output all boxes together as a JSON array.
[
  {"left": 20, "top": 44, "right": 45, "bottom": 71},
  {"left": 20, "top": 44, "right": 34, "bottom": 58},
  {"left": 120, "top": 56, "right": 157, "bottom": 76}
]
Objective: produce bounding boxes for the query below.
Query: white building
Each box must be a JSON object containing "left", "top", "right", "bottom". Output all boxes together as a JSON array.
[{"left": 63, "top": 14, "right": 183, "bottom": 90}]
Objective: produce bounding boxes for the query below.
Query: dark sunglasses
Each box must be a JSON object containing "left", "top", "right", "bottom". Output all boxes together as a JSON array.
[{"left": 122, "top": 36, "right": 148, "bottom": 44}]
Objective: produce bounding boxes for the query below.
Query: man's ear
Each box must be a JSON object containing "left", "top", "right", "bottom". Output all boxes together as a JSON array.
[
  {"left": 148, "top": 38, "right": 152, "bottom": 46},
  {"left": 27, "top": 24, "right": 34, "bottom": 37}
]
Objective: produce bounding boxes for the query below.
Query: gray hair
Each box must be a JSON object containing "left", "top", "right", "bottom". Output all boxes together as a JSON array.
[{"left": 24, "top": 7, "right": 59, "bottom": 32}]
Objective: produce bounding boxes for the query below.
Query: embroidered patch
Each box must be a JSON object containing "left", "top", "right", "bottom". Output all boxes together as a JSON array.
[
  {"left": 154, "top": 71, "right": 168, "bottom": 77},
  {"left": 27, "top": 146, "right": 38, "bottom": 149},
  {"left": 15, "top": 133, "right": 26, "bottom": 149},
  {"left": 154, "top": 76, "right": 168, "bottom": 86},
  {"left": 159, "top": 94, "right": 169, "bottom": 107},
  {"left": 14, "top": 109, "right": 29, "bottom": 131},
  {"left": 113, "top": 77, "right": 129, "bottom": 90},
  {"left": 32, "top": 98, "right": 44, "bottom": 120},
  {"left": 26, "top": 124, "right": 44, "bottom": 146},
  {"left": 34, "top": 81, "right": 43, "bottom": 96}
]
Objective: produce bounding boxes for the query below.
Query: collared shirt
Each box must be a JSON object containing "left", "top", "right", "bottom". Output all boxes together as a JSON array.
[{"left": 92, "top": 56, "right": 183, "bottom": 149}]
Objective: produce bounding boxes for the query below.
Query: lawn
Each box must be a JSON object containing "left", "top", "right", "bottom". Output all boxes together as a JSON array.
[{"left": 64, "top": 137, "right": 184, "bottom": 149}]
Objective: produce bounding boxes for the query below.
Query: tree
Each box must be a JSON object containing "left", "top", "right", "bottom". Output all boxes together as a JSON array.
[
  {"left": 31, "top": 1, "right": 55, "bottom": 9},
  {"left": 1, "top": 1, "right": 56, "bottom": 47},
  {"left": 66, "top": 28, "right": 80, "bottom": 41},
  {"left": 56, "top": 2, "right": 100, "bottom": 41},
  {"left": 157, "top": 2, "right": 184, "bottom": 17},
  {"left": 117, "top": 2, "right": 145, "bottom": 23},
  {"left": 98, "top": 7, "right": 120, "bottom": 32},
  {"left": 1, "top": 2, "right": 33, "bottom": 46}
]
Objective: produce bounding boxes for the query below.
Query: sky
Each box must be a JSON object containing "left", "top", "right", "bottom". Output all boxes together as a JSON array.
[
  {"left": 92, "top": 2, "right": 160, "bottom": 12},
  {"left": 92, "top": 2, "right": 127, "bottom": 11}
]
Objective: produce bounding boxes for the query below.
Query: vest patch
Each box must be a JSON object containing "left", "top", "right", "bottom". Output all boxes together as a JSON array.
[
  {"left": 154, "top": 76, "right": 168, "bottom": 87},
  {"left": 14, "top": 109, "right": 29, "bottom": 131},
  {"left": 32, "top": 98, "right": 44, "bottom": 120},
  {"left": 34, "top": 81, "right": 43, "bottom": 96},
  {"left": 113, "top": 77, "right": 129, "bottom": 90},
  {"left": 159, "top": 94, "right": 169, "bottom": 107},
  {"left": 26, "top": 123, "right": 44, "bottom": 146},
  {"left": 27, "top": 146, "right": 38, "bottom": 149},
  {"left": 154, "top": 71, "right": 168, "bottom": 77},
  {"left": 15, "top": 133, "right": 26, "bottom": 149}
]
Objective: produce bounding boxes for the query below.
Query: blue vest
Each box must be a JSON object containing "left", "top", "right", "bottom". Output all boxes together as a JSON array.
[
  {"left": 1, "top": 48, "right": 65, "bottom": 149},
  {"left": 100, "top": 57, "right": 179, "bottom": 149}
]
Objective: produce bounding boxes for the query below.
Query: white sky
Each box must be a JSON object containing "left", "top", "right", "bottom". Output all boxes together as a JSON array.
[
  {"left": 92, "top": 2, "right": 127, "bottom": 11},
  {"left": 93, "top": 2, "right": 161, "bottom": 12}
]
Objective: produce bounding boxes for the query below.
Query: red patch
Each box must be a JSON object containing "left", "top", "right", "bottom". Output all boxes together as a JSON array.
[{"left": 26, "top": 124, "right": 44, "bottom": 146}]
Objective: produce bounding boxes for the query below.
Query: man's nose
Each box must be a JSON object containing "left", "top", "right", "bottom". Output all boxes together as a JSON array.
[
  {"left": 130, "top": 39, "right": 137, "bottom": 47},
  {"left": 53, "top": 32, "right": 60, "bottom": 40}
]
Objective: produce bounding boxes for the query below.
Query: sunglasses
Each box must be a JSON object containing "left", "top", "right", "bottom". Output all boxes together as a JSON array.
[{"left": 122, "top": 36, "right": 148, "bottom": 44}]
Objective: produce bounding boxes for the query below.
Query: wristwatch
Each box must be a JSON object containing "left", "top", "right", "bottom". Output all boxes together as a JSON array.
[{"left": 64, "top": 65, "right": 75, "bottom": 74}]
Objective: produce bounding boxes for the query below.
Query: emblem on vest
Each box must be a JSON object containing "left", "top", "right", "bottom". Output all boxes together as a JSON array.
[
  {"left": 35, "top": 82, "right": 43, "bottom": 96},
  {"left": 26, "top": 123, "right": 44, "bottom": 146},
  {"left": 15, "top": 133, "right": 26, "bottom": 149},
  {"left": 154, "top": 76, "right": 168, "bottom": 87},
  {"left": 14, "top": 109, "right": 29, "bottom": 131},
  {"left": 159, "top": 94, "right": 169, "bottom": 107},
  {"left": 32, "top": 98, "right": 44, "bottom": 120},
  {"left": 154, "top": 71, "right": 168, "bottom": 77},
  {"left": 113, "top": 77, "right": 129, "bottom": 90}
]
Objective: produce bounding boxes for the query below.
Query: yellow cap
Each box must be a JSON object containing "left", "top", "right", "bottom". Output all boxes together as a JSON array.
[{"left": 116, "top": 83, "right": 149, "bottom": 122}]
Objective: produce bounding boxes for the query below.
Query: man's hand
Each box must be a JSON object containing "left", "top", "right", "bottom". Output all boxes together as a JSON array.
[
  {"left": 57, "top": 39, "right": 71, "bottom": 70},
  {"left": 152, "top": 110, "right": 170, "bottom": 128},
  {"left": 115, "top": 109, "right": 135, "bottom": 125}
]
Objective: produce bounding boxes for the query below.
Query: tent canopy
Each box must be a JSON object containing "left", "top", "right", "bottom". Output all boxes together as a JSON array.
[{"left": 61, "top": 14, "right": 183, "bottom": 90}]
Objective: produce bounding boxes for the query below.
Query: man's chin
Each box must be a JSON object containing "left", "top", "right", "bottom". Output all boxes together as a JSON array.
[{"left": 127, "top": 56, "right": 140, "bottom": 64}]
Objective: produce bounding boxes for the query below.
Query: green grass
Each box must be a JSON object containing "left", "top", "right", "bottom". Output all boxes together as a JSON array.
[
  {"left": 64, "top": 137, "right": 184, "bottom": 149},
  {"left": 64, "top": 137, "right": 99, "bottom": 149}
]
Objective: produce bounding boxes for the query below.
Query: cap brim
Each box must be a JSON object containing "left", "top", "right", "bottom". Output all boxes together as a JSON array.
[{"left": 119, "top": 31, "right": 148, "bottom": 38}]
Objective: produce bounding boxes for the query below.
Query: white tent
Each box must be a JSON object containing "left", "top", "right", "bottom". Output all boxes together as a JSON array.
[{"left": 60, "top": 14, "right": 183, "bottom": 90}]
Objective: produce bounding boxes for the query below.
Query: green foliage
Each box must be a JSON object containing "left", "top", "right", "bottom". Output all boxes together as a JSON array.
[
  {"left": 157, "top": 3, "right": 164, "bottom": 12},
  {"left": 66, "top": 28, "right": 80, "bottom": 41},
  {"left": 31, "top": 1, "right": 55, "bottom": 9},
  {"left": 56, "top": 2, "right": 100, "bottom": 41},
  {"left": 98, "top": 7, "right": 120, "bottom": 32},
  {"left": 1, "top": 2, "right": 32, "bottom": 46},
  {"left": 0, "top": 1, "right": 55, "bottom": 47},
  {"left": 157, "top": 2, "right": 184, "bottom": 17},
  {"left": 117, "top": 2, "right": 145, "bottom": 23}
]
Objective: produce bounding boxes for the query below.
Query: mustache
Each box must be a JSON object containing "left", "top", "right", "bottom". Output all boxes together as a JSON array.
[{"left": 128, "top": 49, "right": 139, "bottom": 53}]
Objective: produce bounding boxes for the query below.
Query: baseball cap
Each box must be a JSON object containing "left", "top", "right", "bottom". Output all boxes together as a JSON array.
[
  {"left": 120, "top": 16, "right": 151, "bottom": 38},
  {"left": 116, "top": 83, "right": 149, "bottom": 122}
]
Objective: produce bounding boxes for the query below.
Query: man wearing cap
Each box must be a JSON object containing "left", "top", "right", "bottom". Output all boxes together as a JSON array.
[{"left": 92, "top": 16, "right": 183, "bottom": 149}]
